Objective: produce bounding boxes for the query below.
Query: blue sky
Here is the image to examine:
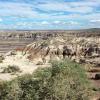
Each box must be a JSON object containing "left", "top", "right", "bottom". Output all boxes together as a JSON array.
[{"left": 0, "top": 0, "right": 100, "bottom": 30}]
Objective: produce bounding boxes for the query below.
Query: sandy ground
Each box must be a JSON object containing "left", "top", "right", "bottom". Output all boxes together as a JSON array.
[{"left": 0, "top": 51, "right": 39, "bottom": 81}]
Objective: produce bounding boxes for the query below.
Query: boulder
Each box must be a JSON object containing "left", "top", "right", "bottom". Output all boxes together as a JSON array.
[{"left": 95, "top": 74, "right": 100, "bottom": 80}]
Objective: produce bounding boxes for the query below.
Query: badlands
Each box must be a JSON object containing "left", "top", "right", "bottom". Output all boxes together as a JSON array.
[
  {"left": 0, "top": 29, "right": 100, "bottom": 80},
  {"left": 0, "top": 29, "right": 100, "bottom": 99}
]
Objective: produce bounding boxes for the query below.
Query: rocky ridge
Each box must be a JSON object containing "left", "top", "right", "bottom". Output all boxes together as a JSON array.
[
  {"left": 21, "top": 36, "right": 100, "bottom": 64},
  {"left": 0, "top": 34, "right": 100, "bottom": 80}
]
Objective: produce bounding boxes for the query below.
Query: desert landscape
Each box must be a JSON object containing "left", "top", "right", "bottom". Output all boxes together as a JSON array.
[
  {"left": 0, "top": 29, "right": 100, "bottom": 99},
  {"left": 0, "top": 0, "right": 100, "bottom": 99}
]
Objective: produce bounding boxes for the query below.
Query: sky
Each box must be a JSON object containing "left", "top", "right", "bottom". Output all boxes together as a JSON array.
[{"left": 0, "top": 0, "right": 100, "bottom": 30}]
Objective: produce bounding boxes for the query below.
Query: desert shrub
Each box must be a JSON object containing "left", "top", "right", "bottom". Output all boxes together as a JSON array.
[
  {"left": 46, "top": 60, "right": 92, "bottom": 100},
  {"left": 0, "top": 56, "right": 4, "bottom": 63},
  {"left": 0, "top": 79, "right": 22, "bottom": 100},
  {"left": 0, "top": 59, "right": 93, "bottom": 100},
  {"left": 17, "top": 74, "right": 42, "bottom": 100},
  {"left": 2, "top": 65, "right": 21, "bottom": 73}
]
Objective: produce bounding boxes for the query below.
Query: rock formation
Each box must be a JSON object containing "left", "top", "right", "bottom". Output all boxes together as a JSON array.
[{"left": 13, "top": 36, "right": 100, "bottom": 65}]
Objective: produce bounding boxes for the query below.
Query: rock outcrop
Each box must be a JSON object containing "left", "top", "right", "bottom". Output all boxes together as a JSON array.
[{"left": 14, "top": 36, "right": 100, "bottom": 64}]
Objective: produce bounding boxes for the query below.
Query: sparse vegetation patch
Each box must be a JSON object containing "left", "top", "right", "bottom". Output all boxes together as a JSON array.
[{"left": 2, "top": 65, "right": 21, "bottom": 73}]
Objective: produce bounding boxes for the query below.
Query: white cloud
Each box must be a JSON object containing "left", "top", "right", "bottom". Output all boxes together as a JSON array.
[
  {"left": 0, "top": 18, "right": 3, "bottom": 22},
  {"left": 41, "top": 21, "right": 49, "bottom": 25},
  {"left": 37, "top": 2, "right": 93, "bottom": 13},
  {"left": 90, "top": 20, "right": 100, "bottom": 23},
  {"left": 52, "top": 21, "right": 79, "bottom": 25},
  {"left": 89, "top": 19, "right": 100, "bottom": 27},
  {"left": 0, "top": 0, "right": 99, "bottom": 22},
  {"left": 69, "top": 21, "right": 79, "bottom": 25},
  {"left": 53, "top": 21, "right": 61, "bottom": 24},
  {"left": 0, "top": 0, "right": 99, "bottom": 18},
  {"left": 0, "top": 2, "right": 38, "bottom": 17},
  {"left": 0, "top": 0, "right": 100, "bottom": 29}
]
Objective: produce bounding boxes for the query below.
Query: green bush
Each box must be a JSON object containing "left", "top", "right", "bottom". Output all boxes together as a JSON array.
[
  {"left": 0, "top": 60, "right": 93, "bottom": 100},
  {"left": 2, "top": 65, "right": 21, "bottom": 73},
  {"left": 0, "top": 56, "right": 4, "bottom": 63}
]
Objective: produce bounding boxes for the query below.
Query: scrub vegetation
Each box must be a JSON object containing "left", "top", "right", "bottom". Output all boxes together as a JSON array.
[{"left": 0, "top": 59, "right": 93, "bottom": 100}]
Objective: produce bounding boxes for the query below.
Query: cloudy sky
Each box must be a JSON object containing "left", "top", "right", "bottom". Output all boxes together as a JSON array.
[{"left": 0, "top": 0, "right": 100, "bottom": 30}]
